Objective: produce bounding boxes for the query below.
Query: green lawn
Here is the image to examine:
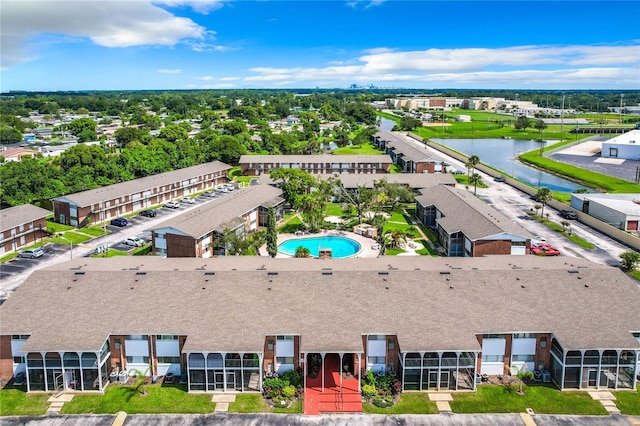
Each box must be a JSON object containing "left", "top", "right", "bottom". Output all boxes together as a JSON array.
[
  {"left": 325, "top": 202, "right": 347, "bottom": 217},
  {"left": 46, "top": 220, "right": 75, "bottom": 234},
  {"left": 90, "top": 249, "right": 128, "bottom": 258},
  {"left": 450, "top": 384, "right": 607, "bottom": 415},
  {"left": 385, "top": 247, "right": 406, "bottom": 256},
  {"left": 363, "top": 393, "right": 438, "bottom": 414},
  {"left": 454, "top": 174, "right": 489, "bottom": 189},
  {"left": 49, "top": 231, "right": 91, "bottom": 245},
  {"left": 76, "top": 226, "right": 110, "bottom": 237},
  {"left": 60, "top": 384, "right": 215, "bottom": 414},
  {"left": 614, "top": 385, "right": 640, "bottom": 415},
  {"left": 333, "top": 143, "right": 384, "bottom": 155},
  {"left": 0, "top": 388, "right": 50, "bottom": 416},
  {"left": 278, "top": 215, "right": 303, "bottom": 233},
  {"left": 416, "top": 239, "right": 438, "bottom": 256},
  {"left": 227, "top": 393, "right": 302, "bottom": 413}
]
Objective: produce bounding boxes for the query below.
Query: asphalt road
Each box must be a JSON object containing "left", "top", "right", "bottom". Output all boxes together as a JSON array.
[
  {"left": 2, "top": 413, "right": 637, "bottom": 426},
  {"left": 0, "top": 191, "right": 232, "bottom": 300}
]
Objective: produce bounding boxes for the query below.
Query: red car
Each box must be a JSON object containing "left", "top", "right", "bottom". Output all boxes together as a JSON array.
[{"left": 530, "top": 242, "right": 560, "bottom": 256}]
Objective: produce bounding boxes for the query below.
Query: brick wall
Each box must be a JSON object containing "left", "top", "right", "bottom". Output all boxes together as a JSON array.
[
  {"left": 109, "top": 335, "right": 127, "bottom": 372},
  {"left": 166, "top": 234, "right": 197, "bottom": 257},
  {"left": 0, "top": 335, "right": 14, "bottom": 381},
  {"left": 473, "top": 239, "right": 512, "bottom": 257}
]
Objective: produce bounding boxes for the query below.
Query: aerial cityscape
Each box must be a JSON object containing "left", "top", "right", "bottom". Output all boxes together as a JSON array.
[{"left": 0, "top": 1, "right": 639, "bottom": 424}]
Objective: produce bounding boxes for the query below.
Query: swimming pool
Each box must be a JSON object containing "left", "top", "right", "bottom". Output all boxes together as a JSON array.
[{"left": 278, "top": 236, "right": 362, "bottom": 258}]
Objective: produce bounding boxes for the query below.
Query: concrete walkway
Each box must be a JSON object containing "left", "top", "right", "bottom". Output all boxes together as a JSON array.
[
  {"left": 212, "top": 394, "right": 236, "bottom": 413},
  {"left": 427, "top": 393, "right": 452, "bottom": 412},
  {"left": 588, "top": 390, "right": 621, "bottom": 415},
  {"left": 46, "top": 393, "right": 74, "bottom": 415}
]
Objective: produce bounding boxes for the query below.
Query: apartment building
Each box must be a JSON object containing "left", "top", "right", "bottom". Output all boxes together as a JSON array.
[
  {"left": 238, "top": 155, "right": 392, "bottom": 176},
  {"left": 373, "top": 131, "right": 445, "bottom": 174},
  {"left": 150, "top": 185, "right": 284, "bottom": 257},
  {"left": 51, "top": 161, "right": 232, "bottom": 227},
  {"left": 1, "top": 256, "right": 637, "bottom": 398},
  {"left": 415, "top": 185, "right": 532, "bottom": 256},
  {"left": 0, "top": 204, "right": 51, "bottom": 254}
]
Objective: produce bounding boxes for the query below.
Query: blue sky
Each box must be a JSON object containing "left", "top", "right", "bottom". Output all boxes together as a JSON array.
[{"left": 1, "top": 0, "right": 639, "bottom": 91}]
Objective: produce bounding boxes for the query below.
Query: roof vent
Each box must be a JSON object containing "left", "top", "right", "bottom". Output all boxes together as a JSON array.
[
  {"left": 439, "top": 271, "right": 451, "bottom": 275},
  {"left": 74, "top": 271, "right": 85, "bottom": 275},
  {"left": 378, "top": 271, "right": 389, "bottom": 275},
  {"left": 322, "top": 271, "right": 333, "bottom": 276},
  {"left": 267, "top": 271, "right": 278, "bottom": 276},
  {"left": 204, "top": 272, "right": 215, "bottom": 276},
  {"left": 568, "top": 270, "right": 579, "bottom": 274},
  {"left": 136, "top": 271, "right": 146, "bottom": 276}
]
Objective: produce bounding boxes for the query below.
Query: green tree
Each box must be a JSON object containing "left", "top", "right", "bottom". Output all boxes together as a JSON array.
[
  {"left": 0, "top": 125, "right": 23, "bottom": 144},
  {"left": 534, "top": 187, "right": 552, "bottom": 218},
  {"left": 114, "top": 127, "right": 148, "bottom": 146},
  {"left": 399, "top": 116, "right": 423, "bottom": 131},
  {"left": 266, "top": 206, "right": 278, "bottom": 258},
  {"left": 469, "top": 173, "right": 482, "bottom": 195},
  {"left": 534, "top": 119, "right": 547, "bottom": 138},
  {"left": 67, "top": 117, "right": 97, "bottom": 142},
  {"left": 295, "top": 246, "right": 310, "bottom": 258},
  {"left": 269, "top": 168, "right": 317, "bottom": 207},
  {"left": 619, "top": 251, "right": 640, "bottom": 271},
  {"left": 465, "top": 154, "right": 480, "bottom": 178},
  {"left": 334, "top": 183, "right": 375, "bottom": 224},
  {"left": 514, "top": 116, "right": 531, "bottom": 131}
]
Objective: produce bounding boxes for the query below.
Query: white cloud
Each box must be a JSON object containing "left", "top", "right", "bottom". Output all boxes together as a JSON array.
[
  {"left": 196, "top": 76, "right": 216, "bottom": 80},
  {"left": 220, "top": 77, "right": 241, "bottom": 81},
  {"left": 154, "top": 0, "right": 226, "bottom": 14},
  {"left": 243, "top": 44, "right": 640, "bottom": 88},
  {"left": 1, "top": 0, "right": 207, "bottom": 69},
  {"left": 346, "top": 0, "right": 387, "bottom": 10},
  {"left": 157, "top": 69, "right": 182, "bottom": 74}
]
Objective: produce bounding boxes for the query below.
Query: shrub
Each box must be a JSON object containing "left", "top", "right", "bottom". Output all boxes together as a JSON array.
[
  {"left": 281, "top": 369, "right": 302, "bottom": 389},
  {"left": 282, "top": 385, "right": 296, "bottom": 398},
  {"left": 363, "top": 370, "right": 377, "bottom": 387},
  {"left": 362, "top": 384, "right": 377, "bottom": 399},
  {"left": 263, "top": 377, "right": 289, "bottom": 393},
  {"left": 372, "top": 396, "right": 394, "bottom": 408}
]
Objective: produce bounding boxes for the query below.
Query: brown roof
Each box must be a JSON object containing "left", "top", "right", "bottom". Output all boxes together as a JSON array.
[
  {"left": 239, "top": 155, "right": 392, "bottom": 164},
  {"left": 0, "top": 204, "right": 52, "bottom": 232},
  {"left": 375, "top": 131, "right": 438, "bottom": 163},
  {"left": 416, "top": 185, "right": 533, "bottom": 240},
  {"left": 258, "top": 173, "right": 456, "bottom": 189},
  {"left": 2, "top": 256, "right": 638, "bottom": 354},
  {"left": 52, "top": 161, "right": 232, "bottom": 207},
  {"left": 150, "top": 185, "right": 283, "bottom": 238}
]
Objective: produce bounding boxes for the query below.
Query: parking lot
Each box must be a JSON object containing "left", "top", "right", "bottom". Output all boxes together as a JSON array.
[{"left": 0, "top": 189, "right": 236, "bottom": 299}]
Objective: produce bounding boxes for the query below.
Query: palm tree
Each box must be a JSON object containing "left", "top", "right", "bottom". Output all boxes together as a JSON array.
[
  {"left": 295, "top": 246, "right": 310, "bottom": 258},
  {"left": 469, "top": 173, "right": 482, "bottom": 195},
  {"left": 465, "top": 155, "right": 480, "bottom": 178},
  {"left": 535, "top": 187, "right": 552, "bottom": 218}
]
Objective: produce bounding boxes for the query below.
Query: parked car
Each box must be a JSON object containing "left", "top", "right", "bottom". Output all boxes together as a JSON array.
[
  {"left": 215, "top": 187, "right": 227, "bottom": 193},
  {"left": 18, "top": 248, "right": 44, "bottom": 259},
  {"left": 560, "top": 209, "right": 578, "bottom": 220},
  {"left": 110, "top": 218, "right": 128, "bottom": 227},
  {"left": 164, "top": 201, "right": 180, "bottom": 209},
  {"left": 181, "top": 197, "right": 195, "bottom": 204},
  {"left": 139, "top": 209, "right": 157, "bottom": 218},
  {"left": 123, "top": 237, "right": 145, "bottom": 247},
  {"left": 530, "top": 242, "right": 560, "bottom": 256},
  {"left": 202, "top": 191, "right": 217, "bottom": 198},
  {"left": 224, "top": 184, "right": 235, "bottom": 191},
  {"left": 494, "top": 175, "right": 505, "bottom": 182}
]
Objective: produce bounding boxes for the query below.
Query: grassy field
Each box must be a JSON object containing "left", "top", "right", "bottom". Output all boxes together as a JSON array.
[
  {"left": 450, "top": 384, "right": 607, "bottom": 415},
  {"left": 0, "top": 388, "right": 50, "bottom": 416},
  {"left": 60, "top": 384, "right": 215, "bottom": 414},
  {"left": 228, "top": 394, "right": 303, "bottom": 413},
  {"left": 49, "top": 231, "right": 92, "bottom": 245},
  {"left": 76, "top": 226, "right": 110, "bottom": 237},
  {"left": 45, "top": 221, "right": 74, "bottom": 234},
  {"left": 333, "top": 143, "right": 384, "bottom": 155},
  {"left": 363, "top": 393, "right": 438, "bottom": 414},
  {"left": 90, "top": 249, "right": 128, "bottom": 258},
  {"left": 614, "top": 385, "right": 640, "bottom": 415}
]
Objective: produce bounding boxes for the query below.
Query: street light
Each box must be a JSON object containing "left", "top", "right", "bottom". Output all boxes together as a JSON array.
[{"left": 57, "top": 233, "right": 73, "bottom": 260}]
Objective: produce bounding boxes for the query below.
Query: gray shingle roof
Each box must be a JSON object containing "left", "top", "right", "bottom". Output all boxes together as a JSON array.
[
  {"left": 52, "top": 161, "right": 232, "bottom": 207},
  {"left": 375, "top": 131, "right": 439, "bottom": 164},
  {"left": 258, "top": 173, "right": 456, "bottom": 189},
  {"left": 0, "top": 204, "right": 52, "bottom": 232},
  {"left": 239, "top": 155, "right": 392, "bottom": 164},
  {"left": 416, "top": 185, "right": 533, "bottom": 240},
  {"left": 150, "top": 185, "right": 283, "bottom": 238},
  {"left": 2, "top": 256, "right": 638, "bottom": 354}
]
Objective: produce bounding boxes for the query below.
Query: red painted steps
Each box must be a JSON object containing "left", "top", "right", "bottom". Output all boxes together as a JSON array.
[{"left": 317, "top": 390, "right": 363, "bottom": 413}]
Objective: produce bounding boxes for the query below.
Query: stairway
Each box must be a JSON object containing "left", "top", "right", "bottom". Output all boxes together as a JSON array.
[{"left": 304, "top": 354, "right": 363, "bottom": 415}]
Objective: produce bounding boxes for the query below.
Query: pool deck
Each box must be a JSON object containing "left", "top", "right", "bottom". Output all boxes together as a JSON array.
[{"left": 264, "top": 230, "right": 381, "bottom": 258}]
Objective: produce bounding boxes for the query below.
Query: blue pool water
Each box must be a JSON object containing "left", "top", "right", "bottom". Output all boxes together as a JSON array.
[{"left": 278, "top": 236, "right": 362, "bottom": 258}]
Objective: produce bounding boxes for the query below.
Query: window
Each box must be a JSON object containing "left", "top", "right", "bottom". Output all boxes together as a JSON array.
[
  {"left": 13, "top": 356, "right": 25, "bottom": 364},
  {"left": 126, "top": 356, "right": 149, "bottom": 364},
  {"left": 157, "top": 357, "right": 180, "bottom": 364},
  {"left": 157, "top": 335, "right": 179, "bottom": 340},
  {"left": 127, "top": 335, "right": 147, "bottom": 340},
  {"left": 277, "top": 335, "right": 293, "bottom": 341},
  {"left": 11, "top": 335, "right": 29, "bottom": 340},
  {"left": 514, "top": 333, "right": 536, "bottom": 339},
  {"left": 609, "top": 147, "right": 618, "bottom": 158},
  {"left": 483, "top": 334, "right": 503, "bottom": 339},
  {"left": 276, "top": 357, "right": 294, "bottom": 364},
  {"left": 368, "top": 335, "right": 384, "bottom": 341},
  {"left": 512, "top": 355, "right": 535, "bottom": 362},
  {"left": 482, "top": 355, "right": 503, "bottom": 362},
  {"left": 114, "top": 339, "right": 121, "bottom": 350},
  {"left": 368, "top": 356, "right": 385, "bottom": 364}
]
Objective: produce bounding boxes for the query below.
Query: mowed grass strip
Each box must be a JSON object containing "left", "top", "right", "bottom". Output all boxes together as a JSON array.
[
  {"left": 60, "top": 384, "right": 215, "bottom": 414},
  {"left": 363, "top": 393, "right": 438, "bottom": 414},
  {"left": 614, "top": 385, "right": 640, "bottom": 415},
  {"left": 450, "top": 384, "right": 607, "bottom": 415},
  {"left": 0, "top": 388, "right": 50, "bottom": 416}
]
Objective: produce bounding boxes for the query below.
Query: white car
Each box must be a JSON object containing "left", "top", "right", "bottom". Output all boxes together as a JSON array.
[
  {"left": 123, "top": 237, "right": 145, "bottom": 247},
  {"left": 164, "top": 200, "right": 180, "bottom": 209},
  {"left": 181, "top": 197, "right": 195, "bottom": 204}
]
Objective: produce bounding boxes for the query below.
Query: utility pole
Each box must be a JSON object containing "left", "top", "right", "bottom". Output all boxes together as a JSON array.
[
  {"left": 619, "top": 94, "right": 624, "bottom": 124},
  {"left": 560, "top": 95, "right": 565, "bottom": 134}
]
